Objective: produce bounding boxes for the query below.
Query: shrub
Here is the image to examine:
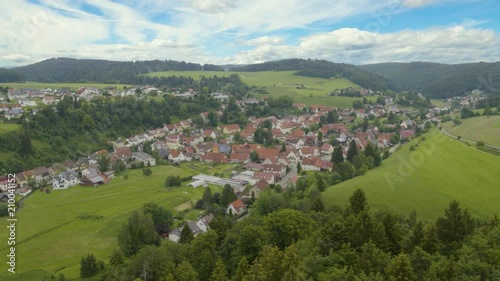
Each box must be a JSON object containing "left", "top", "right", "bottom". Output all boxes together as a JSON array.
[
  {"left": 477, "top": 141, "right": 485, "bottom": 147},
  {"left": 410, "top": 145, "right": 416, "bottom": 151}
]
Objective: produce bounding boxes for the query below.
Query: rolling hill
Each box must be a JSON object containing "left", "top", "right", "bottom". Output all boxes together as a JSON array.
[{"left": 323, "top": 129, "right": 500, "bottom": 220}]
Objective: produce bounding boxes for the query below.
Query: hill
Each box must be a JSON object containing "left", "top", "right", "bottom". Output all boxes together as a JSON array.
[
  {"left": 12, "top": 58, "right": 223, "bottom": 83},
  {"left": 360, "top": 61, "right": 500, "bottom": 98},
  {"left": 322, "top": 129, "right": 500, "bottom": 220},
  {"left": 231, "top": 58, "right": 394, "bottom": 91},
  {"left": 0, "top": 165, "right": 225, "bottom": 279},
  {"left": 0, "top": 68, "right": 24, "bottom": 82},
  {"left": 442, "top": 115, "right": 500, "bottom": 147}
]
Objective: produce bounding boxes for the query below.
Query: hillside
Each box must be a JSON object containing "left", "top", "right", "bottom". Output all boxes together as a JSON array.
[
  {"left": 442, "top": 115, "right": 500, "bottom": 147},
  {"left": 12, "top": 58, "right": 223, "bottom": 83},
  {"left": 360, "top": 61, "right": 500, "bottom": 98},
  {"left": 0, "top": 68, "right": 24, "bottom": 82},
  {"left": 231, "top": 58, "right": 394, "bottom": 91},
  {"left": 323, "top": 129, "right": 500, "bottom": 220}
]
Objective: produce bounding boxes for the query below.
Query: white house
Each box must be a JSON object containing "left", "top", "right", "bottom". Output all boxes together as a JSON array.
[
  {"left": 132, "top": 152, "right": 156, "bottom": 166},
  {"left": 52, "top": 171, "right": 79, "bottom": 190},
  {"left": 227, "top": 199, "right": 246, "bottom": 216}
]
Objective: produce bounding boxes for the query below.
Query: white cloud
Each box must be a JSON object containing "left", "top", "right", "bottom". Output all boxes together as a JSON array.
[
  {"left": 246, "top": 36, "right": 284, "bottom": 46},
  {"left": 402, "top": 0, "right": 436, "bottom": 8}
]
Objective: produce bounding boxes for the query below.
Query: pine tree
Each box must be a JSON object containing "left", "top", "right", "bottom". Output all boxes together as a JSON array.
[
  {"left": 175, "top": 261, "right": 199, "bottom": 281},
  {"left": 281, "top": 245, "right": 307, "bottom": 281},
  {"left": 362, "top": 117, "right": 369, "bottom": 132},
  {"left": 315, "top": 173, "right": 326, "bottom": 192},
  {"left": 349, "top": 189, "right": 368, "bottom": 214},
  {"left": 296, "top": 162, "right": 302, "bottom": 173},
  {"left": 331, "top": 145, "right": 344, "bottom": 165},
  {"left": 346, "top": 140, "right": 358, "bottom": 162},
  {"left": 180, "top": 224, "right": 194, "bottom": 244},
  {"left": 209, "top": 259, "right": 228, "bottom": 281},
  {"left": 233, "top": 256, "right": 250, "bottom": 281},
  {"left": 19, "top": 131, "right": 33, "bottom": 157},
  {"left": 109, "top": 249, "right": 124, "bottom": 267},
  {"left": 220, "top": 184, "right": 236, "bottom": 207}
]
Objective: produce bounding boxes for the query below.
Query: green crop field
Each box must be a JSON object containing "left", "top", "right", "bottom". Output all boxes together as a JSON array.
[
  {"left": 442, "top": 115, "right": 500, "bottom": 146},
  {"left": 323, "top": 129, "right": 500, "bottom": 220},
  {"left": 0, "top": 165, "right": 225, "bottom": 279},
  {"left": 0, "top": 123, "right": 20, "bottom": 135},
  {"left": 0, "top": 82, "right": 130, "bottom": 91},
  {"left": 148, "top": 70, "right": 373, "bottom": 108}
]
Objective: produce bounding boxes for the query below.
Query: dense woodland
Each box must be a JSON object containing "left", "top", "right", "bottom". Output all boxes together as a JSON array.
[
  {"left": 0, "top": 68, "right": 25, "bottom": 82},
  {"left": 360, "top": 62, "right": 500, "bottom": 98},
  {"left": 12, "top": 58, "right": 224, "bottom": 83},
  {"left": 231, "top": 59, "right": 394, "bottom": 91},
  {"left": 82, "top": 188, "right": 500, "bottom": 281}
]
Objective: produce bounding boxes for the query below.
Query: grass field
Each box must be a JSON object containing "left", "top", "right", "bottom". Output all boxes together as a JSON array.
[
  {"left": 442, "top": 115, "right": 500, "bottom": 147},
  {"left": 148, "top": 70, "right": 372, "bottom": 108},
  {"left": 323, "top": 129, "right": 500, "bottom": 220},
  {"left": 0, "top": 165, "right": 225, "bottom": 279},
  {"left": 430, "top": 99, "right": 450, "bottom": 108},
  {"left": 0, "top": 123, "right": 20, "bottom": 135},
  {"left": 0, "top": 82, "right": 130, "bottom": 91}
]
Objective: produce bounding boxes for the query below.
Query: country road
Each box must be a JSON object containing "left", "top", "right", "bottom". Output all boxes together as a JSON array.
[{"left": 440, "top": 126, "right": 500, "bottom": 150}]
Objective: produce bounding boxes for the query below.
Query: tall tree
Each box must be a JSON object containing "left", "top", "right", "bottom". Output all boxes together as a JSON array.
[
  {"left": 19, "top": 131, "right": 33, "bottom": 157},
  {"left": 180, "top": 224, "right": 194, "bottom": 244},
  {"left": 233, "top": 256, "right": 250, "bottom": 281},
  {"left": 143, "top": 202, "right": 174, "bottom": 234},
  {"left": 386, "top": 253, "right": 414, "bottom": 281},
  {"left": 209, "top": 259, "right": 228, "bottom": 281},
  {"left": 117, "top": 211, "right": 160, "bottom": 256},
  {"left": 436, "top": 200, "right": 475, "bottom": 247},
  {"left": 331, "top": 145, "right": 344, "bottom": 165},
  {"left": 220, "top": 184, "right": 236, "bottom": 207},
  {"left": 346, "top": 139, "right": 358, "bottom": 162},
  {"left": 349, "top": 189, "right": 368, "bottom": 214},
  {"left": 362, "top": 117, "right": 369, "bottom": 132}
]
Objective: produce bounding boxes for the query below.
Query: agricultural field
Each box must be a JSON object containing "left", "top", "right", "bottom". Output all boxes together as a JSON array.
[
  {"left": 323, "top": 129, "right": 500, "bottom": 220},
  {"left": 430, "top": 98, "right": 450, "bottom": 108},
  {"left": 0, "top": 122, "right": 20, "bottom": 135},
  {"left": 442, "top": 115, "right": 500, "bottom": 147},
  {"left": 0, "top": 165, "right": 224, "bottom": 279},
  {"left": 0, "top": 82, "right": 130, "bottom": 91},
  {"left": 148, "top": 70, "right": 375, "bottom": 108}
]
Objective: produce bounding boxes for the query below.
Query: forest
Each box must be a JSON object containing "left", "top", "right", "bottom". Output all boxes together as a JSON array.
[
  {"left": 360, "top": 62, "right": 500, "bottom": 98},
  {"left": 0, "top": 68, "right": 25, "bottom": 82},
  {"left": 12, "top": 58, "right": 224, "bottom": 83},
  {"left": 83, "top": 188, "right": 500, "bottom": 281}
]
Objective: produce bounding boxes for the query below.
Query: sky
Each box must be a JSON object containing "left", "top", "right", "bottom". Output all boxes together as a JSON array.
[{"left": 0, "top": 0, "right": 499, "bottom": 67}]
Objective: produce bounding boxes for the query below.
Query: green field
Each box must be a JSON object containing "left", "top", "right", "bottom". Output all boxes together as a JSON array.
[
  {"left": 442, "top": 115, "right": 500, "bottom": 147},
  {"left": 430, "top": 99, "right": 450, "bottom": 108},
  {"left": 0, "top": 165, "right": 225, "bottom": 279},
  {"left": 0, "top": 123, "right": 20, "bottom": 134},
  {"left": 323, "top": 129, "right": 500, "bottom": 220},
  {"left": 0, "top": 82, "right": 130, "bottom": 91},
  {"left": 148, "top": 70, "right": 372, "bottom": 108}
]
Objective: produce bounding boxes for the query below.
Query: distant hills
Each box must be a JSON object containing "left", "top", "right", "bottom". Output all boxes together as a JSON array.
[
  {"left": 360, "top": 62, "right": 500, "bottom": 98},
  {"left": 2, "top": 58, "right": 500, "bottom": 99}
]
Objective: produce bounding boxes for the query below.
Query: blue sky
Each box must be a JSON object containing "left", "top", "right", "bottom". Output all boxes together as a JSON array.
[{"left": 0, "top": 0, "right": 499, "bottom": 66}]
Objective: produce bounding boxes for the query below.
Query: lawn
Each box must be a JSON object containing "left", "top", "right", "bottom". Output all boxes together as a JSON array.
[
  {"left": 322, "top": 129, "right": 500, "bottom": 221},
  {"left": 148, "top": 70, "right": 371, "bottom": 108},
  {"left": 442, "top": 115, "right": 500, "bottom": 147},
  {"left": 430, "top": 99, "right": 450, "bottom": 108},
  {"left": 0, "top": 165, "right": 219, "bottom": 279},
  {"left": 0, "top": 82, "right": 130, "bottom": 91},
  {"left": 0, "top": 123, "right": 20, "bottom": 135}
]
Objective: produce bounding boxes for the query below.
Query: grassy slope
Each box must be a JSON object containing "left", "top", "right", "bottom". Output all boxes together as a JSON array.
[
  {"left": 0, "top": 123, "right": 20, "bottom": 135},
  {"left": 0, "top": 165, "right": 226, "bottom": 279},
  {"left": 0, "top": 82, "right": 130, "bottom": 91},
  {"left": 442, "top": 115, "right": 500, "bottom": 147},
  {"left": 148, "top": 71, "right": 373, "bottom": 108},
  {"left": 323, "top": 129, "right": 500, "bottom": 220}
]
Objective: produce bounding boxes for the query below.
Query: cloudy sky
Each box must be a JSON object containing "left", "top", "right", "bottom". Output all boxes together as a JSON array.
[{"left": 1, "top": 0, "right": 499, "bottom": 67}]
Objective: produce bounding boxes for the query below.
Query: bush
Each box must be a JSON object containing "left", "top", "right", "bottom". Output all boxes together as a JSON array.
[
  {"left": 477, "top": 141, "right": 485, "bottom": 147},
  {"left": 457, "top": 135, "right": 462, "bottom": 140},
  {"left": 409, "top": 145, "right": 416, "bottom": 151},
  {"left": 142, "top": 167, "right": 152, "bottom": 176}
]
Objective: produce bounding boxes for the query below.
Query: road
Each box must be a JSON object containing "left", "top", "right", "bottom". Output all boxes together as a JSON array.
[{"left": 440, "top": 126, "right": 500, "bottom": 150}]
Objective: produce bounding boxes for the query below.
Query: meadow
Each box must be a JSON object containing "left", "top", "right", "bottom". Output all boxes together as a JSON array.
[
  {"left": 442, "top": 115, "right": 500, "bottom": 147},
  {"left": 0, "top": 82, "right": 130, "bottom": 91},
  {"left": 322, "top": 129, "right": 500, "bottom": 220},
  {"left": 0, "top": 122, "right": 20, "bottom": 135},
  {"left": 0, "top": 164, "right": 227, "bottom": 279},
  {"left": 148, "top": 70, "right": 374, "bottom": 108}
]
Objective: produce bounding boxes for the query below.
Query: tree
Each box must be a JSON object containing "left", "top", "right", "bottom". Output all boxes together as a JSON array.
[
  {"left": 209, "top": 259, "right": 228, "bottom": 281},
  {"left": 180, "top": 224, "right": 194, "bottom": 244},
  {"left": 281, "top": 245, "right": 307, "bottom": 281},
  {"left": 82, "top": 114, "right": 96, "bottom": 131},
  {"left": 109, "top": 249, "right": 124, "bottom": 267},
  {"left": 142, "top": 167, "right": 152, "bottom": 176},
  {"left": 220, "top": 184, "right": 236, "bottom": 207},
  {"left": 143, "top": 202, "right": 174, "bottom": 234},
  {"left": 250, "top": 151, "right": 259, "bottom": 163},
  {"left": 175, "top": 260, "right": 199, "bottom": 281},
  {"left": 165, "top": 175, "right": 182, "bottom": 187},
  {"left": 362, "top": 117, "right": 369, "bottom": 132},
  {"left": 233, "top": 256, "right": 250, "bottom": 281},
  {"left": 331, "top": 145, "right": 344, "bottom": 165},
  {"left": 208, "top": 111, "right": 218, "bottom": 127},
  {"left": 436, "top": 200, "right": 475, "bottom": 253},
  {"left": 80, "top": 254, "right": 99, "bottom": 278},
  {"left": 98, "top": 155, "right": 110, "bottom": 172},
  {"left": 297, "top": 162, "right": 302, "bottom": 173},
  {"left": 202, "top": 187, "right": 213, "bottom": 205},
  {"left": 117, "top": 211, "right": 160, "bottom": 256},
  {"left": 386, "top": 253, "right": 413, "bottom": 281},
  {"left": 346, "top": 140, "right": 358, "bottom": 162},
  {"left": 315, "top": 173, "right": 326, "bottom": 192},
  {"left": 349, "top": 189, "right": 368, "bottom": 214},
  {"left": 19, "top": 131, "right": 33, "bottom": 157}
]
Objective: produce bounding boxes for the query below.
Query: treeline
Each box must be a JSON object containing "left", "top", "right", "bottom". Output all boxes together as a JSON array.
[
  {"left": 90, "top": 188, "right": 500, "bottom": 281},
  {"left": 0, "top": 68, "right": 25, "bottom": 82},
  {"left": 361, "top": 61, "right": 500, "bottom": 98},
  {"left": 12, "top": 58, "right": 224, "bottom": 83},
  {"left": 230, "top": 58, "right": 394, "bottom": 91}
]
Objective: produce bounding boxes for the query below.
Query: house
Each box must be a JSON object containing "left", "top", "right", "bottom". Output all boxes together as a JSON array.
[
  {"left": 201, "top": 152, "right": 228, "bottom": 164},
  {"left": 262, "top": 164, "right": 286, "bottom": 178},
  {"left": 0, "top": 177, "right": 10, "bottom": 192},
  {"left": 52, "top": 171, "right": 79, "bottom": 190},
  {"left": 196, "top": 214, "right": 215, "bottom": 233},
  {"left": 250, "top": 179, "right": 268, "bottom": 198},
  {"left": 299, "top": 147, "right": 318, "bottom": 158},
  {"left": 168, "top": 229, "right": 181, "bottom": 243},
  {"left": 80, "top": 168, "right": 109, "bottom": 186},
  {"left": 301, "top": 158, "right": 322, "bottom": 171},
  {"left": 400, "top": 129, "right": 416, "bottom": 139},
  {"left": 15, "top": 173, "right": 28, "bottom": 189},
  {"left": 222, "top": 124, "right": 240, "bottom": 135},
  {"left": 32, "top": 167, "right": 51, "bottom": 184},
  {"left": 169, "top": 149, "right": 188, "bottom": 162},
  {"left": 252, "top": 171, "right": 275, "bottom": 184},
  {"left": 114, "top": 147, "right": 133, "bottom": 162},
  {"left": 42, "top": 96, "right": 56, "bottom": 105},
  {"left": 227, "top": 199, "right": 246, "bottom": 216},
  {"left": 63, "top": 160, "right": 79, "bottom": 172},
  {"left": 229, "top": 152, "right": 250, "bottom": 163},
  {"left": 320, "top": 143, "right": 334, "bottom": 155},
  {"left": 132, "top": 152, "right": 156, "bottom": 167}
]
